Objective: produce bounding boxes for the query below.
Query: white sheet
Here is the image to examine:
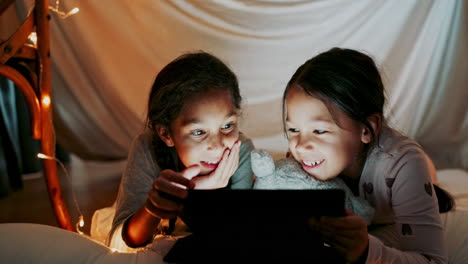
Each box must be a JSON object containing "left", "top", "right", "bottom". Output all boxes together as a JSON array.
[
  {"left": 7, "top": 1, "right": 467, "bottom": 169},
  {"left": 437, "top": 169, "right": 468, "bottom": 211}
]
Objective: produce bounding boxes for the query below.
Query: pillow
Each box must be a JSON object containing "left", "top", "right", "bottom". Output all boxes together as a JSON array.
[
  {"left": 440, "top": 210, "right": 468, "bottom": 264},
  {"left": 0, "top": 223, "right": 165, "bottom": 264}
]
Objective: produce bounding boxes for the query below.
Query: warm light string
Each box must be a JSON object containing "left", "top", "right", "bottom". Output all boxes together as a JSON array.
[
  {"left": 37, "top": 153, "right": 85, "bottom": 234},
  {"left": 48, "top": 0, "right": 79, "bottom": 19},
  {"left": 28, "top": 2, "right": 79, "bottom": 47}
]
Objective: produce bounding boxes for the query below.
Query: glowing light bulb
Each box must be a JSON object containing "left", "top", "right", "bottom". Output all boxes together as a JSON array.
[
  {"left": 37, "top": 153, "right": 54, "bottom": 160},
  {"left": 42, "top": 95, "right": 51, "bottom": 107},
  {"left": 28, "top": 32, "right": 37, "bottom": 46},
  {"left": 69, "top": 7, "right": 79, "bottom": 15},
  {"left": 78, "top": 215, "right": 84, "bottom": 227},
  {"left": 76, "top": 215, "right": 85, "bottom": 235}
]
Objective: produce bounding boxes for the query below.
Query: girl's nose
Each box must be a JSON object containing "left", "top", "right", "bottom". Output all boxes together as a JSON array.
[
  {"left": 207, "top": 134, "right": 225, "bottom": 151},
  {"left": 295, "top": 134, "right": 313, "bottom": 152}
]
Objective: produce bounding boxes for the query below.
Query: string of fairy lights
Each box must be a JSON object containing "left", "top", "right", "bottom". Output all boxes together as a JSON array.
[
  {"left": 35, "top": 1, "right": 82, "bottom": 233},
  {"left": 49, "top": 0, "right": 79, "bottom": 19},
  {"left": 28, "top": 1, "right": 79, "bottom": 46},
  {"left": 37, "top": 153, "right": 85, "bottom": 234}
]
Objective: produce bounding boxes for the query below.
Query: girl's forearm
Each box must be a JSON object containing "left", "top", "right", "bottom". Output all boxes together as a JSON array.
[{"left": 122, "top": 205, "right": 161, "bottom": 248}]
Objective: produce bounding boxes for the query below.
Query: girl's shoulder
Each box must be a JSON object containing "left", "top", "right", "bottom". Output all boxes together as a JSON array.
[
  {"left": 365, "top": 126, "right": 434, "bottom": 178},
  {"left": 363, "top": 126, "right": 437, "bottom": 195},
  {"left": 239, "top": 131, "right": 252, "bottom": 143},
  {"left": 128, "top": 129, "right": 158, "bottom": 162},
  {"left": 373, "top": 126, "right": 425, "bottom": 158},
  {"left": 135, "top": 129, "right": 155, "bottom": 145}
]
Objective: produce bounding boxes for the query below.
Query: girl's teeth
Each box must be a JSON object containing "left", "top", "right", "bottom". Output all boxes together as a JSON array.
[{"left": 305, "top": 160, "right": 322, "bottom": 166}]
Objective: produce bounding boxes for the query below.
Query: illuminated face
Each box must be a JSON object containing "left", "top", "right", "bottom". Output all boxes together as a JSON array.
[
  {"left": 285, "top": 86, "right": 370, "bottom": 181},
  {"left": 159, "top": 89, "right": 239, "bottom": 175}
]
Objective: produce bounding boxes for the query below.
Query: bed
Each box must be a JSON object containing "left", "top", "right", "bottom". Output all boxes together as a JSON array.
[{"left": 0, "top": 168, "right": 467, "bottom": 264}]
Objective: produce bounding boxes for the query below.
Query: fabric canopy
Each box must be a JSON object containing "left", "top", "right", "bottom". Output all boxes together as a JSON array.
[{"left": 11, "top": 0, "right": 467, "bottom": 169}]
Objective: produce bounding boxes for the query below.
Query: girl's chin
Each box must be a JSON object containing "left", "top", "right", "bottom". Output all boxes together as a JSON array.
[{"left": 302, "top": 168, "right": 330, "bottom": 181}]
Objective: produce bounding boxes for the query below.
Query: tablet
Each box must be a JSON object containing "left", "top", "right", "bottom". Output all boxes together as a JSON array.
[{"left": 164, "top": 189, "right": 346, "bottom": 263}]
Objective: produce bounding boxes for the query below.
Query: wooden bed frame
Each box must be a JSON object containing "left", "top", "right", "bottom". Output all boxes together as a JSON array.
[{"left": 0, "top": 0, "right": 74, "bottom": 231}]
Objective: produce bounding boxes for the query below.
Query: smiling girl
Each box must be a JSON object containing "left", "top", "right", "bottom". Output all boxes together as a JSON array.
[
  {"left": 283, "top": 48, "right": 451, "bottom": 263},
  {"left": 109, "top": 52, "right": 254, "bottom": 249}
]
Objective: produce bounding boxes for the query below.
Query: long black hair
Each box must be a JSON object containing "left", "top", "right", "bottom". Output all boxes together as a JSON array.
[
  {"left": 146, "top": 51, "right": 241, "bottom": 171},
  {"left": 282, "top": 47, "right": 454, "bottom": 212}
]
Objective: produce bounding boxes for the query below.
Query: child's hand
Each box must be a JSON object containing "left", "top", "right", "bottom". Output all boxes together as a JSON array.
[
  {"left": 190, "top": 140, "right": 241, "bottom": 189},
  {"left": 145, "top": 166, "right": 199, "bottom": 219},
  {"left": 309, "top": 209, "right": 369, "bottom": 263}
]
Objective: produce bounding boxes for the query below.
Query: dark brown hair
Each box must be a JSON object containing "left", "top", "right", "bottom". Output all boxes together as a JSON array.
[
  {"left": 283, "top": 47, "right": 384, "bottom": 143},
  {"left": 283, "top": 47, "right": 454, "bottom": 212},
  {"left": 146, "top": 51, "right": 241, "bottom": 171}
]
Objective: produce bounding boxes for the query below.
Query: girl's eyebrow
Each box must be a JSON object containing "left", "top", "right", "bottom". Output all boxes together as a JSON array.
[
  {"left": 312, "top": 118, "right": 334, "bottom": 124},
  {"left": 182, "top": 118, "right": 201, "bottom": 125},
  {"left": 181, "top": 112, "right": 238, "bottom": 126},
  {"left": 286, "top": 116, "right": 333, "bottom": 124},
  {"left": 225, "top": 112, "right": 237, "bottom": 119}
]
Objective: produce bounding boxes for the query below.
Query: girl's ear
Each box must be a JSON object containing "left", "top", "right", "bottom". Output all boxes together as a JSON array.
[
  {"left": 361, "top": 114, "right": 382, "bottom": 144},
  {"left": 156, "top": 125, "right": 175, "bottom": 147}
]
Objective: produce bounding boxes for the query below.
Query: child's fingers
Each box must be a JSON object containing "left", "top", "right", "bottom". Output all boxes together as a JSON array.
[
  {"left": 229, "top": 140, "right": 241, "bottom": 159},
  {"left": 222, "top": 142, "right": 240, "bottom": 180},
  {"left": 233, "top": 139, "right": 241, "bottom": 151},
  {"left": 147, "top": 190, "right": 183, "bottom": 212},
  {"left": 307, "top": 217, "right": 321, "bottom": 232},
  {"left": 320, "top": 227, "right": 358, "bottom": 242},
  {"left": 344, "top": 208, "right": 354, "bottom": 216},
  {"left": 219, "top": 141, "right": 239, "bottom": 174},
  {"left": 316, "top": 214, "right": 369, "bottom": 263},
  {"left": 181, "top": 165, "right": 201, "bottom": 181},
  {"left": 225, "top": 141, "right": 240, "bottom": 175},
  {"left": 160, "top": 169, "right": 194, "bottom": 189},
  {"left": 154, "top": 175, "right": 190, "bottom": 199},
  {"left": 215, "top": 146, "right": 232, "bottom": 177},
  {"left": 190, "top": 141, "right": 240, "bottom": 189},
  {"left": 320, "top": 215, "right": 365, "bottom": 230},
  {"left": 323, "top": 229, "right": 368, "bottom": 263},
  {"left": 317, "top": 226, "right": 358, "bottom": 258},
  {"left": 144, "top": 199, "right": 179, "bottom": 219},
  {"left": 327, "top": 242, "right": 347, "bottom": 257},
  {"left": 192, "top": 147, "right": 231, "bottom": 189}
]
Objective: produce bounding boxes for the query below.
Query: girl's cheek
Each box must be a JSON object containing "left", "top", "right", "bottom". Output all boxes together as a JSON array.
[
  {"left": 287, "top": 137, "right": 298, "bottom": 150},
  {"left": 226, "top": 132, "right": 239, "bottom": 148}
]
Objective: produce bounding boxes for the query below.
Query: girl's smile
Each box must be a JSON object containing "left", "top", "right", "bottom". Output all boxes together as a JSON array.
[
  {"left": 301, "top": 158, "right": 325, "bottom": 170},
  {"left": 200, "top": 160, "right": 221, "bottom": 171}
]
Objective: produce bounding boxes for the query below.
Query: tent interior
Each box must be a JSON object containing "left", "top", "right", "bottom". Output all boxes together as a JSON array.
[{"left": 0, "top": 1, "right": 467, "bottom": 263}]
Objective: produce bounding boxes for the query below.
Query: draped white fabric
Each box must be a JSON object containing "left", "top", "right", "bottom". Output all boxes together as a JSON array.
[{"left": 13, "top": 0, "right": 468, "bottom": 168}]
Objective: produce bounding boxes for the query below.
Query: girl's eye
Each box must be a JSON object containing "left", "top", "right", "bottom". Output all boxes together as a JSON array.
[
  {"left": 288, "top": 128, "right": 299, "bottom": 133},
  {"left": 314, "top": 130, "right": 327, "bottom": 135},
  {"left": 222, "top": 123, "right": 235, "bottom": 131},
  {"left": 191, "top": 130, "right": 205, "bottom": 136}
]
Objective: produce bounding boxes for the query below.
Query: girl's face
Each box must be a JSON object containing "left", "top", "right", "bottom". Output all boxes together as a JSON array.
[
  {"left": 160, "top": 89, "right": 239, "bottom": 175},
  {"left": 285, "top": 86, "right": 370, "bottom": 181}
]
